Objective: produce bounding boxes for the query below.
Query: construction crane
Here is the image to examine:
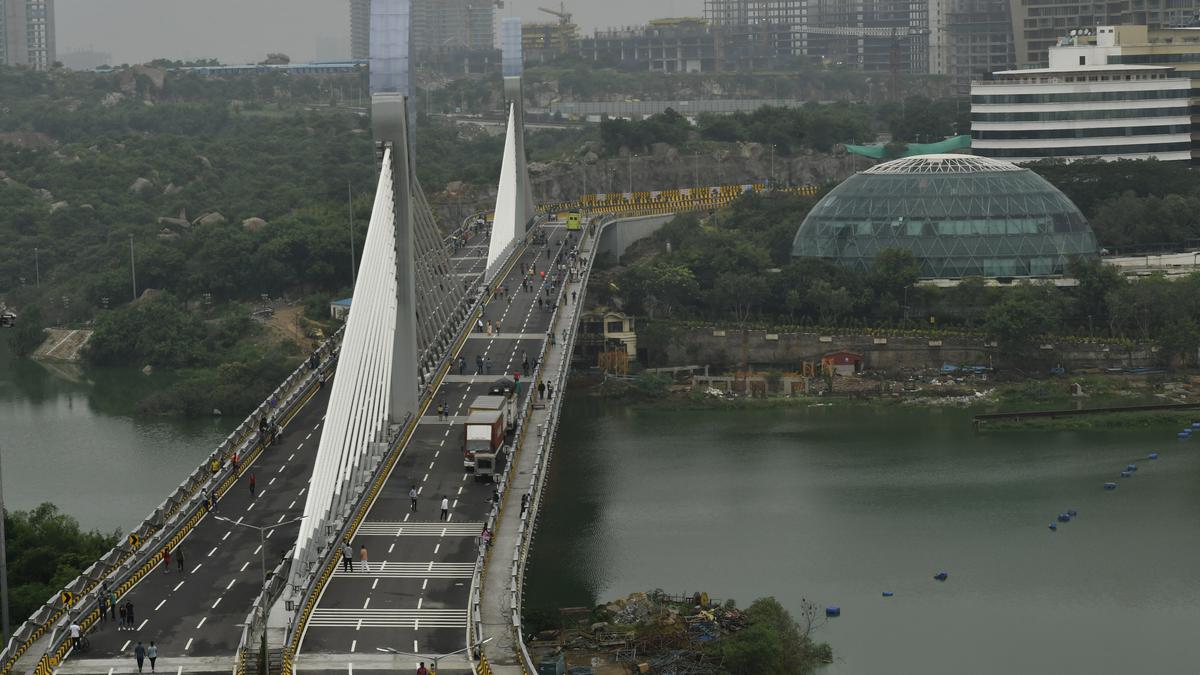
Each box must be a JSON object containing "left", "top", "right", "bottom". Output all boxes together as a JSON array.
[
  {"left": 537, "top": 3, "right": 576, "bottom": 54},
  {"left": 800, "top": 25, "right": 930, "bottom": 102}
]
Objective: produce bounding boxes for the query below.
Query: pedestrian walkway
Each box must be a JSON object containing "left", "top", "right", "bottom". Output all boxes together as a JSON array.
[{"left": 478, "top": 225, "right": 591, "bottom": 672}]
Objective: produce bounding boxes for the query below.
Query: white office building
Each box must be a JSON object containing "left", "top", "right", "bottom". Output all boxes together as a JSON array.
[
  {"left": 0, "top": 0, "right": 55, "bottom": 69},
  {"left": 971, "top": 26, "right": 1194, "bottom": 163}
]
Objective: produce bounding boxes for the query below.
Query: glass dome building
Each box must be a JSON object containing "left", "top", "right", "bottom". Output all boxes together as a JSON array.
[{"left": 791, "top": 154, "right": 1099, "bottom": 278}]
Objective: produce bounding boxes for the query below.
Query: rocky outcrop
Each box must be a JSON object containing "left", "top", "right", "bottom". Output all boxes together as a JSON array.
[
  {"left": 194, "top": 212, "right": 226, "bottom": 226},
  {"left": 49, "top": 201, "right": 69, "bottom": 213},
  {"left": 242, "top": 217, "right": 268, "bottom": 232},
  {"left": 129, "top": 177, "right": 154, "bottom": 194}
]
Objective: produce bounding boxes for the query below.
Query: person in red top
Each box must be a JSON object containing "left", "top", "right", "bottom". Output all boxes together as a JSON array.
[
  {"left": 249, "top": 472, "right": 257, "bottom": 496},
  {"left": 417, "top": 663, "right": 428, "bottom": 675},
  {"left": 161, "top": 547, "right": 171, "bottom": 573}
]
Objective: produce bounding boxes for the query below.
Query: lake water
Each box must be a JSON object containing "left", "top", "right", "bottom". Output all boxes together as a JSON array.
[
  {"left": 0, "top": 342, "right": 234, "bottom": 534},
  {"left": 525, "top": 399, "right": 1200, "bottom": 674}
]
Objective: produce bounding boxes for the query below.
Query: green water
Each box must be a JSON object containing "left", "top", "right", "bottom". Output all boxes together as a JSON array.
[
  {"left": 526, "top": 399, "right": 1200, "bottom": 674},
  {"left": 0, "top": 342, "right": 234, "bottom": 533}
]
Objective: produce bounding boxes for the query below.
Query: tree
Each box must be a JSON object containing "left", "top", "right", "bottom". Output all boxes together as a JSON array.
[
  {"left": 869, "top": 248, "right": 920, "bottom": 319},
  {"left": 4, "top": 503, "right": 118, "bottom": 638},
  {"left": 709, "top": 273, "right": 769, "bottom": 325},
  {"left": 7, "top": 305, "right": 45, "bottom": 356},
  {"left": 983, "top": 288, "right": 1058, "bottom": 356},
  {"left": 712, "top": 597, "right": 830, "bottom": 675}
]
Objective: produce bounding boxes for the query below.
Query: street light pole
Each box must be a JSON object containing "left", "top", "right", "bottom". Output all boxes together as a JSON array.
[
  {"left": 129, "top": 235, "right": 137, "bottom": 301},
  {"left": 627, "top": 154, "right": 634, "bottom": 194},
  {"left": 214, "top": 515, "right": 305, "bottom": 675},
  {"left": 0, "top": 446, "right": 9, "bottom": 641},
  {"left": 33, "top": 248, "right": 39, "bottom": 288},
  {"left": 376, "top": 638, "right": 492, "bottom": 673}
]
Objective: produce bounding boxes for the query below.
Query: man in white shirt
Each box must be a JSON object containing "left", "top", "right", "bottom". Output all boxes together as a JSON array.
[
  {"left": 440, "top": 496, "right": 450, "bottom": 521},
  {"left": 69, "top": 621, "right": 81, "bottom": 650}
]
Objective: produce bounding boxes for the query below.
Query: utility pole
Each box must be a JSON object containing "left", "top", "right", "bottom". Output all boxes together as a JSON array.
[
  {"left": 33, "top": 248, "right": 39, "bottom": 287},
  {"left": 129, "top": 235, "right": 137, "bottom": 301},
  {"left": 0, "top": 446, "right": 10, "bottom": 641},
  {"left": 348, "top": 180, "right": 357, "bottom": 286},
  {"left": 627, "top": 154, "right": 634, "bottom": 194}
]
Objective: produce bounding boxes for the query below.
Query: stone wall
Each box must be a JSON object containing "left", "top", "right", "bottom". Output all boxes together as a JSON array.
[{"left": 659, "top": 326, "right": 1158, "bottom": 372}]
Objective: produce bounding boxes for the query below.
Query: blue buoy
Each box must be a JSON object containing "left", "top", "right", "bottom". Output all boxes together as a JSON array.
[
  {"left": 826, "top": 606, "right": 841, "bottom": 617},
  {"left": 1104, "top": 482, "right": 1118, "bottom": 490},
  {"left": 1126, "top": 464, "right": 1138, "bottom": 472},
  {"left": 934, "top": 571, "right": 949, "bottom": 581},
  {"left": 1149, "top": 452, "right": 1159, "bottom": 460},
  {"left": 1048, "top": 522, "right": 1058, "bottom": 531},
  {"left": 882, "top": 591, "right": 894, "bottom": 597},
  {"left": 1178, "top": 432, "right": 1190, "bottom": 439},
  {"left": 1191, "top": 422, "right": 1200, "bottom": 429},
  {"left": 1067, "top": 509, "right": 1078, "bottom": 517},
  {"left": 1057, "top": 513, "right": 1071, "bottom": 523},
  {"left": 1120, "top": 470, "right": 1132, "bottom": 478}
]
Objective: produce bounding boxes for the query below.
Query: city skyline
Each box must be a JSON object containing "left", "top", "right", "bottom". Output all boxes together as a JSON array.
[{"left": 56, "top": 0, "right": 704, "bottom": 65}]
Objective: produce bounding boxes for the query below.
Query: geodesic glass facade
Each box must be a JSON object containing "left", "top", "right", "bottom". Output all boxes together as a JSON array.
[{"left": 791, "top": 154, "right": 1099, "bottom": 278}]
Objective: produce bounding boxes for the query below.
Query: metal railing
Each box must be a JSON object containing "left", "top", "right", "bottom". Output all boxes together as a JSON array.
[
  {"left": 1, "top": 330, "right": 343, "bottom": 675},
  {"left": 278, "top": 217, "right": 530, "bottom": 675}
]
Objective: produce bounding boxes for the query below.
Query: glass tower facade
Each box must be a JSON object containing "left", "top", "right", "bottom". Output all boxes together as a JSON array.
[{"left": 791, "top": 154, "right": 1099, "bottom": 278}]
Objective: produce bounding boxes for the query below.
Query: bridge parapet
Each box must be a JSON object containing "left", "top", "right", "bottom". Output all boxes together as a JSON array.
[{"left": 0, "top": 332, "right": 341, "bottom": 675}]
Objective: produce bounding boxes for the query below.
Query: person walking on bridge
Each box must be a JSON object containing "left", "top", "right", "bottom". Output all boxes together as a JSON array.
[
  {"left": 409, "top": 485, "right": 418, "bottom": 511},
  {"left": 134, "top": 641, "right": 146, "bottom": 673},
  {"left": 537, "top": 381, "right": 546, "bottom": 400},
  {"left": 417, "top": 662, "right": 428, "bottom": 675},
  {"left": 147, "top": 642, "right": 158, "bottom": 672},
  {"left": 108, "top": 590, "right": 118, "bottom": 621},
  {"left": 176, "top": 547, "right": 185, "bottom": 573},
  {"left": 440, "top": 496, "right": 450, "bottom": 521},
  {"left": 97, "top": 592, "right": 108, "bottom": 624},
  {"left": 249, "top": 472, "right": 257, "bottom": 496},
  {"left": 359, "top": 544, "right": 369, "bottom": 572},
  {"left": 125, "top": 601, "right": 135, "bottom": 631},
  {"left": 161, "top": 547, "right": 171, "bottom": 573},
  {"left": 341, "top": 542, "right": 354, "bottom": 572}
]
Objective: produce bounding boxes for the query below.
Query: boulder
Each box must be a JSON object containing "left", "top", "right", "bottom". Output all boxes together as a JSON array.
[
  {"left": 157, "top": 228, "right": 180, "bottom": 240},
  {"left": 129, "top": 177, "right": 153, "bottom": 194},
  {"left": 197, "top": 155, "right": 213, "bottom": 170},
  {"left": 194, "top": 212, "right": 227, "bottom": 227},
  {"left": 49, "top": 201, "right": 69, "bottom": 214},
  {"left": 242, "top": 217, "right": 268, "bottom": 232},
  {"left": 157, "top": 217, "right": 189, "bottom": 228},
  {"left": 163, "top": 182, "right": 182, "bottom": 195},
  {"left": 142, "top": 365, "right": 153, "bottom": 375},
  {"left": 36, "top": 188, "right": 53, "bottom": 202},
  {"left": 582, "top": 151, "right": 599, "bottom": 164}
]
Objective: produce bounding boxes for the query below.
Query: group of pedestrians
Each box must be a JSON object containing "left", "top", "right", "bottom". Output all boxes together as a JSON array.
[{"left": 341, "top": 542, "right": 371, "bottom": 572}]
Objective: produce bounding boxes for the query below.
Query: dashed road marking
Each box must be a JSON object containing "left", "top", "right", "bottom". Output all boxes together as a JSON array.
[
  {"left": 191, "top": 564, "right": 202, "bottom": 574},
  {"left": 155, "top": 599, "right": 166, "bottom": 611},
  {"left": 241, "top": 562, "right": 250, "bottom": 572},
  {"left": 196, "top": 617, "right": 207, "bottom": 629},
  {"left": 138, "top": 619, "right": 148, "bottom": 630},
  {"left": 212, "top": 597, "right": 221, "bottom": 609},
  {"left": 173, "top": 581, "right": 185, "bottom": 592},
  {"left": 208, "top": 546, "right": 218, "bottom": 557},
  {"left": 184, "top": 638, "right": 193, "bottom": 651}
]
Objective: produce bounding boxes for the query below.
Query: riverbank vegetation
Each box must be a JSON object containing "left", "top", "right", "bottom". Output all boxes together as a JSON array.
[
  {"left": 3, "top": 504, "right": 118, "bottom": 639},
  {"left": 597, "top": 191, "right": 1200, "bottom": 365},
  {"left": 525, "top": 590, "right": 831, "bottom": 675}
]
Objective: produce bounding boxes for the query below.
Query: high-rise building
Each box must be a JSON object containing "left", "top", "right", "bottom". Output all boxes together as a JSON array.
[
  {"left": 351, "top": 0, "right": 495, "bottom": 65},
  {"left": 350, "top": 0, "right": 370, "bottom": 60},
  {"left": 1010, "top": 0, "right": 1200, "bottom": 68},
  {"left": 0, "top": 0, "right": 55, "bottom": 69}
]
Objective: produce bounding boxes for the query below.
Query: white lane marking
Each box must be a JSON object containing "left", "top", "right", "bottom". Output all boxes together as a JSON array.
[
  {"left": 388, "top": 543, "right": 394, "bottom": 553},
  {"left": 457, "top": 486, "right": 462, "bottom": 495},
  {"left": 269, "top": 477, "right": 276, "bottom": 486},
  {"left": 121, "top": 640, "right": 131, "bottom": 652},
  {"left": 212, "top": 597, "right": 221, "bottom": 609},
  {"left": 278, "top": 465, "right": 285, "bottom": 473},
  {"left": 173, "top": 581, "right": 185, "bottom": 592},
  {"left": 288, "top": 500, "right": 296, "bottom": 509},
  {"left": 355, "top": 618, "right": 363, "bottom": 631},
  {"left": 227, "top": 579, "right": 236, "bottom": 590},
  {"left": 138, "top": 618, "right": 148, "bottom": 630},
  {"left": 363, "top": 597, "right": 370, "bottom": 609},
  {"left": 267, "top": 529, "right": 275, "bottom": 539},
  {"left": 404, "top": 513, "right": 410, "bottom": 522},
  {"left": 372, "top": 579, "right": 379, "bottom": 590},
  {"left": 296, "top": 443, "right": 303, "bottom": 450},
  {"left": 414, "top": 639, "right": 419, "bottom": 653},
  {"left": 422, "top": 579, "right": 428, "bottom": 590},
  {"left": 452, "top": 499, "right": 458, "bottom": 508},
  {"left": 240, "top": 561, "right": 250, "bottom": 572},
  {"left": 350, "top": 639, "right": 357, "bottom": 653},
  {"left": 236, "top": 516, "right": 243, "bottom": 524},
  {"left": 184, "top": 638, "right": 193, "bottom": 651},
  {"left": 439, "top": 440, "right": 445, "bottom": 447},
  {"left": 299, "top": 487, "right": 306, "bottom": 496},
  {"left": 349, "top": 663, "right": 354, "bottom": 675},
  {"left": 155, "top": 599, "right": 166, "bottom": 611},
  {"left": 288, "top": 453, "right": 295, "bottom": 461},
  {"left": 196, "top": 617, "right": 207, "bottom": 629},
  {"left": 306, "top": 432, "right": 313, "bottom": 439},
  {"left": 254, "top": 545, "right": 262, "bottom": 555},
  {"left": 313, "top": 424, "right": 319, "bottom": 431},
  {"left": 208, "top": 547, "right": 218, "bottom": 557},
  {"left": 423, "top": 473, "right": 429, "bottom": 482},
  {"left": 434, "top": 451, "right": 440, "bottom": 458},
  {"left": 428, "top": 461, "right": 435, "bottom": 470},
  {"left": 434, "top": 544, "right": 440, "bottom": 554},
  {"left": 278, "top": 514, "right": 287, "bottom": 523},
  {"left": 222, "top": 531, "right": 231, "bottom": 541},
  {"left": 417, "top": 598, "right": 423, "bottom": 609},
  {"left": 247, "top": 503, "right": 255, "bottom": 512},
  {"left": 177, "top": 668, "right": 182, "bottom": 675},
  {"left": 191, "top": 564, "right": 202, "bottom": 573}
]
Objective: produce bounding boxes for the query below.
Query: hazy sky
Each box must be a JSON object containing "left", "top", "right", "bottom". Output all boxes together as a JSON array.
[{"left": 58, "top": 0, "right": 705, "bottom": 65}]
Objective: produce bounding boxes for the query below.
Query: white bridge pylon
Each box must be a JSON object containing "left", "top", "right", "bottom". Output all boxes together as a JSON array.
[
  {"left": 484, "top": 103, "right": 530, "bottom": 285},
  {"left": 288, "top": 95, "right": 471, "bottom": 597}
]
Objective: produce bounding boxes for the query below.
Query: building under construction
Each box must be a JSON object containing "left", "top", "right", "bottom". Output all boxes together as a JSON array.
[
  {"left": 350, "top": 0, "right": 496, "bottom": 71},
  {"left": 704, "top": 0, "right": 932, "bottom": 74}
]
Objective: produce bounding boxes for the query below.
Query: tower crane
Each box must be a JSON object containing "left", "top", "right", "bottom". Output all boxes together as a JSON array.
[{"left": 537, "top": 3, "right": 575, "bottom": 54}]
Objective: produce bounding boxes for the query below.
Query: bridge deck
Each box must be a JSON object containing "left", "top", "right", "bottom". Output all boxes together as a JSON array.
[
  {"left": 50, "top": 234, "right": 491, "bottom": 675},
  {"left": 294, "top": 225, "right": 571, "bottom": 672}
]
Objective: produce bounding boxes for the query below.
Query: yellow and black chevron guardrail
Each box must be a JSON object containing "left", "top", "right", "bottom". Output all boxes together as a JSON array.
[
  {"left": 19, "top": 366, "right": 329, "bottom": 675},
  {"left": 281, "top": 230, "right": 541, "bottom": 675}
]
